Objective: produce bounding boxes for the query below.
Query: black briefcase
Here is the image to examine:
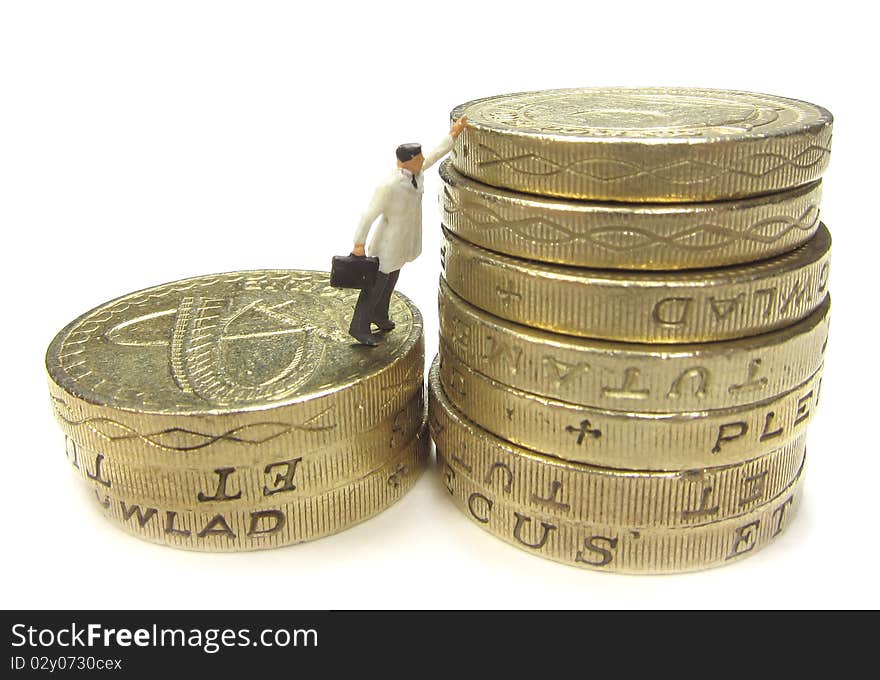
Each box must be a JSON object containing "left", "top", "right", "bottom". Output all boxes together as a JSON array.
[{"left": 330, "top": 255, "right": 380, "bottom": 289}]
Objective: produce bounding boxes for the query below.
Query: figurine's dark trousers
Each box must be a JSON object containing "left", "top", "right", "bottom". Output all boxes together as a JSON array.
[{"left": 349, "top": 269, "right": 400, "bottom": 336}]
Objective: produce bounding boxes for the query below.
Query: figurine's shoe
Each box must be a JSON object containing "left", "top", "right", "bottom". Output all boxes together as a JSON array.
[
  {"left": 373, "top": 318, "right": 396, "bottom": 331},
  {"left": 349, "top": 329, "right": 381, "bottom": 346}
]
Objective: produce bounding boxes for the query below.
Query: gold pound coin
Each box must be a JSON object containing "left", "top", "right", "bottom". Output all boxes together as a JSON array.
[
  {"left": 442, "top": 225, "right": 830, "bottom": 343},
  {"left": 430, "top": 364, "right": 805, "bottom": 528},
  {"left": 439, "top": 279, "right": 830, "bottom": 412},
  {"left": 47, "top": 270, "right": 425, "bottom": 459},
  {"left": 440, "top": 161, "right": 823, "bottom": 269},
  {"left": 436, "top": 353, "right": 821, "bottom": 470},
  {"left": 451, "top": 88, "right": 832, "bottom": 202},
  {"left": 63, "top": 391, "right": 426, "bottom": 507},
  {"left": 440, "top": 457, "right": 803, "bottom": 574},
  {"left": 79, "top": 428, "right": 430, "bottom": 552}
]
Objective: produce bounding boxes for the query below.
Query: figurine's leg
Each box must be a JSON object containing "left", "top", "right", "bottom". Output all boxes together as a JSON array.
[
  {"left": 349, "top": 276, "right": 385, "bottom": 346},
  {"left": 373, "top": 269, "right": 400, "bottom": 331}
]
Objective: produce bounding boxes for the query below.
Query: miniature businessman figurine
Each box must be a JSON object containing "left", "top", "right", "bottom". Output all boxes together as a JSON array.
[{"left": 347, "top": 117, "right": 470, "bottom": 345}]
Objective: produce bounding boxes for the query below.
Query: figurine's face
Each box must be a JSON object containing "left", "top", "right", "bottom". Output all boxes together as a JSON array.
[{"left": 398, "top": 153, "right": 425, "bottom": 174}]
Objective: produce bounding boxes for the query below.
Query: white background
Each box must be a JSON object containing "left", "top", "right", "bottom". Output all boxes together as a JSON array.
[{"left": 1, "top": 1, "right": 875, "bottom": 610}]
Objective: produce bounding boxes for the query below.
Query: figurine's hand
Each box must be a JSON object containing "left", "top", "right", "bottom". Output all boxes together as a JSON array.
[
  {"left": 351, "top": 244, "right": 366, "bottom": 257},
  {"left": 450, "top": 116, "right": 470, "bottom": 140}
]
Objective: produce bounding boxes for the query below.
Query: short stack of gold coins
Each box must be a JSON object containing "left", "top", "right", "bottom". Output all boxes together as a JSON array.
[
  {"left": 430, "top": 88, "right": 833, "bottom": 573},
  {"left": 46, "top": 270, "right": 428, "bottom": 551}
]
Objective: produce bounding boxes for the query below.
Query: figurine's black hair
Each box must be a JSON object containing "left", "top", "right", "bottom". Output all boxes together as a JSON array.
[{"left": 396, "top": 143, "right": 422, "bottom": 162}]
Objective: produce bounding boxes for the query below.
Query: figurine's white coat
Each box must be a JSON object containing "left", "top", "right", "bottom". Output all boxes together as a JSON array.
[{"left": 354, "top": 135, "right": 454, "bottom": 273}]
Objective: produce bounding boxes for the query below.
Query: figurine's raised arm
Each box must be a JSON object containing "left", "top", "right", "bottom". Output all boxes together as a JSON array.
[{"left": 422, "top": 117, "right": 470, "bottom": 171}]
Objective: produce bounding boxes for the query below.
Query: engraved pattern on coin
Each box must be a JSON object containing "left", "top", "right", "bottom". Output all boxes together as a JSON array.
[
  {"left": 440, "top": 162, "right": 823, "bottom": 269},
  {"left": 451, "top": 88, "right": 832, "bottom": 201},
  {"left": 51, "top": 395, "right": 337, "bottom": 452},
  {"left": 468, "top": 141, "right": 830, "bottom": 185},
  {"left": 167, "top": 295, "right": 326, "bottom": 405}
]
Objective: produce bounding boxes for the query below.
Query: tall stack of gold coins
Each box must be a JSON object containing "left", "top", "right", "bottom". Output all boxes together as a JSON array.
[
  {"left": 431, "top": 88, "right": 832, "bottom": 573},
  {"left": 46, "top": 270, "right": 428, "bottom": 551}
]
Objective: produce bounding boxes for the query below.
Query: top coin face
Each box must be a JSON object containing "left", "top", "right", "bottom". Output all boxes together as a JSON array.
[
  {"left": 47, "top": 270, "right": 423, "bottom": 415},
  {"left": 451, "top": 88, "right": 833, "bottom": 201}
]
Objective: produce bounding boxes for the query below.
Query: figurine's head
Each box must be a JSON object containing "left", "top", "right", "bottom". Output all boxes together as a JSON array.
[{"left": 396, "top": 143, "right": 424, "bottom": 174}]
